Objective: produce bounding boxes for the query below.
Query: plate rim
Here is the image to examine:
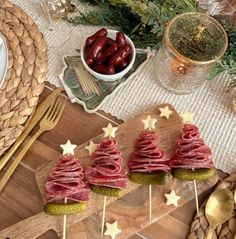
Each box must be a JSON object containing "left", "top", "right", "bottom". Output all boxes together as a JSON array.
[{"left": 0, "top": 32, "right": 8, "bottom": 89}]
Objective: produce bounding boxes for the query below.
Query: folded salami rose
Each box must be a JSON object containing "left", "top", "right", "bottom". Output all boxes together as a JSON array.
[
  {"left": 129, "top": 131, "right": 170, "bottom": 173},
  {"left": 169, "top": 124, "right": 213, "bottom": 169},
  {"left": 128, "top": 131, "right": 170, "bottom": 185},
  {"left": 86, "top": 139, "right": 127, "bottom": 190},
  {"left": 45, "top": 155, "right": 89, "bottom": 203}
]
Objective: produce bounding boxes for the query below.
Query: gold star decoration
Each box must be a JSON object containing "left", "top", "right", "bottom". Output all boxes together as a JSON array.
[
  {"left": 85, "top": 140, "right": 97, "bottom": 156},
  {"left": 164, "top": 190, "right": 181, "bottom": 207},
  {"left": 104, "top": 221, "right": 121, "bottom": 239},
  {"left": 60, "top": 140, "right": 77, "bottom": 155},
  {"left": 180, "top": 112, "right": 194, "bottom": 124},
  {"left": 142, "top": 115, "right": 157, "bottom": 130},
  {"left": 159, "top": 106, "right": 173, "bottom": 119},
  {"left": 102, "top": 123, "right": 118, "bottom": 138}
]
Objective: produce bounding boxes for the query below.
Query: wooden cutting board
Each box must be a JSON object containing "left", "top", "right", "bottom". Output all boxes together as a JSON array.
[{"left": 0, "top": 103, "right": 218, "bottom": 239}]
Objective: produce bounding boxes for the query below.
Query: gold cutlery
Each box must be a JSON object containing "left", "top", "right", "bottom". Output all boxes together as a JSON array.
[
  {"left": 0, "top": 88, "right": 63, "bottom": 172},
  {"left": 0, "top": 96, "right": 66, "bottom": 193},
  {"left": 205, "top": 188, "right": 234, "bottom": 239}
]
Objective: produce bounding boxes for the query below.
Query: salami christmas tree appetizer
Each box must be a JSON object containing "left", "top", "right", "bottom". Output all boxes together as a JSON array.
[
  {"left": 169, "top": 123, "right": 215, "bottom": 181},
  {"left": 128, "top": 115, "right": 171, "bottom": 185},
  {"left": 85, "top": 123, "right": 127, "bottom": 235},
  {"left": 128, "top": 115, "right": 170, "bottom": 223},
  {"left": 169, "top": 113, "right": 215, "bottom": 217},
  {"left": 86, "top": 123, "right": 127, "bottom": 197},
  {"left": 44, "top": 140, "right": 89, "bottom": 216}
]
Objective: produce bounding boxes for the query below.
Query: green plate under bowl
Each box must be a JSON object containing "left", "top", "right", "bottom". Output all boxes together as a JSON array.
[{"left": 60, "top": 49, "right": 149, "bottom": 113}]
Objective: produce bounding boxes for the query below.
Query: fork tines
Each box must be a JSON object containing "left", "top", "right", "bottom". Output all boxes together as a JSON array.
[
  {"left": 46, "top": 96, "right": 66, "bottom": 124},
  {"left": 73, "top": 65, "right": 102, "bottom": 96}
]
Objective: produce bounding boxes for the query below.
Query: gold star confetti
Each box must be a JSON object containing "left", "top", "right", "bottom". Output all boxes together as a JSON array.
[
  {"left": 159, "top": 106, "right": 173, "bottom": 119},
  {"left": 60, "top": 140, "right": 77, "bottom": 155},
  {"left": 85, "top": 140, "right": 97, "bottom": 156},
  {"left": 102, "top": 123, "right": 118, "bottom": 138},
  {"left": 164, "top": 190, "right": 181, "bottom": 207},
  {"left": 180, "top": 112, "right": 194, "bottom": 123},
  {"left": 142, "top": 115, "right": 157, "bottom": 130},
  {"left": 104, "top": 221, "right": 121, "bottom": 239}
]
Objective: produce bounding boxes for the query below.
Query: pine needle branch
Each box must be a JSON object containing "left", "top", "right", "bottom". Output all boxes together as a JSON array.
[{"left": 208, "top": 19, "right": 236, "bottom": 90}]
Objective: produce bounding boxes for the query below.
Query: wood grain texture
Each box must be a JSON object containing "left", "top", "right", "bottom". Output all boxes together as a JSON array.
[{"left": 0, "top": 86, "right": 221, "bottom": 239}]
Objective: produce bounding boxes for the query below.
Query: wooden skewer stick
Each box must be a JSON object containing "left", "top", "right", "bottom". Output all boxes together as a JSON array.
[
  {"left": 100, "top": 126, "right": 118, "bottom": 236},
  {"left": 193, "top": 179, "right": 200, "bottom": 217},
  {"left": 73, "top": 66, "right": 90, "bottom": 95},
  {"left": 192, "top": 168, "right": 200, "bottom": 218},
  {"left": 79, "top": 65, "right": 101, "bottom": 96},
  {"left": 149, "top": 185, "right": 152, "bottom": 224},
  {"left": 78, "top": 65, "right": 93, "bottom": 95},
  {"left": 141, "top": 116, "right": 156, "bottom": 225},
  {"left": 101, "top": 196, "right": 107, "bottom": 236},
  {"left": 59, "top": 141, "right": 77, "bottom": 239},
  {"left": 63, "top": 198, "right": 67, "bottom": 239},
  {"left": 181, "top": 116, "right": 199, "bottom": 218},
  {"left": 75, "top": 64, "right": 102, "bottom": 96}
]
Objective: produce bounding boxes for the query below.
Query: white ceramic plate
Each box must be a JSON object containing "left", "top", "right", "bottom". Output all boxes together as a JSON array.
[{"left": 0, "top": 33, "right": 8, "bottom": 89}]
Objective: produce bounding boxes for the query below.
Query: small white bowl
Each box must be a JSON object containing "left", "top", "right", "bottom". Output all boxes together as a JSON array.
[{"left": 81, "top": 29, "right": 136, "bottom": 82}]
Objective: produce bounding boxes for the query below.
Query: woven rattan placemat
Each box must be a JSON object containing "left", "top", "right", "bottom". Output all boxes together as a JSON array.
[
  {"left": 0, "top": 0, "right": 48, "bottom": 156},
  {"left": 188, "top": 173, "right": 236, "bottom": 239}
]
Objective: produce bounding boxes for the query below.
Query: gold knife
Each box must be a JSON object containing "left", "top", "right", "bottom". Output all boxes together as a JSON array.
[{"left": 0, "top": 87, "right": 63, "bottom": 171}]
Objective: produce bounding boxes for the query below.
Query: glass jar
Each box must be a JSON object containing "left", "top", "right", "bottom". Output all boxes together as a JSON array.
[
  {"left": 42, "top": 0, "right": 72, "bottom": 20},
  {"left": 155, "top": 12, "right": 228, "bottom": 94}
]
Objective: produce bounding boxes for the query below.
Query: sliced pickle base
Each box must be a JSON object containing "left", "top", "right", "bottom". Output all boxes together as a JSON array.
[
  {"left": 129, "top": 172, "right": 170, "bottom": 185},
  {"left": 91, "top": 185, "right": 121, "bottom": 197},
  {"left": 44, "top": 202, "right": 86, "bottom": 215},
  {"left": 172, "top": 168, "right": 215, "bottom": 181}
]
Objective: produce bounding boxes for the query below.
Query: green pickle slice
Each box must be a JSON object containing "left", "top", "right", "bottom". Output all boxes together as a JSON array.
[
  {"left": 129, "top": 172, "right": 170, "bottom": 185},
  {"left": 44, "top": 202, "right": 86, "bottom": 215},
  {"left": 172, "top": 168, "right": 215, "bottom": 181},
  {"left": 91, "top": 185, "right": 121, "bottom": 197}
]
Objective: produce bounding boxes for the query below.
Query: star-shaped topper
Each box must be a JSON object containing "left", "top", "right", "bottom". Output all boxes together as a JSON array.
[
  {"left": 104, "top": 221, "right": 121, "bottom": 239},
  {"left": 85, "top": 140, "right": 97, "bottom": 156},
  {"left": 164, "top": 190, "right": 181, "bottom": 207},
  {"left": 159, "top": 106, "right": 173, "bottom": 119},
  {"left": 180, "top": 112, "right": 194, "bottom": 124},
  {"left": 60, "top": 140, "right": 77, "bottom": 155},
  {"left": 102, "top": 123, "right": 118, "bottom": 138},
  {"left": 142, "top": 115, "right": 157, "bottom": 130}
]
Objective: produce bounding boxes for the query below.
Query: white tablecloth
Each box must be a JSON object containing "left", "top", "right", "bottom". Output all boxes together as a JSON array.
[{"left": 13, "top": 0, "right": 236, "bottom": 174}]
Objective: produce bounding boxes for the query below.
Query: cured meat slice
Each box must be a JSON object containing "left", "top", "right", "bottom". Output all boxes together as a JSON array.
[
  {"left": 85, "top": 139, "right": 127, "bottom": 189},
  {"left": 45, "top": 155, "right": 89, "bottom": 203},
  {"left": 129, "top": 131, "right": 170, "bottom": 173},
  {"left": 169, "top": 124, "right": 213, "bottom": 169}
]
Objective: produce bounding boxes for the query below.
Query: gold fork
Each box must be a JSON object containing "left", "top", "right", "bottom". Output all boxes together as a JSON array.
[{"left": 0, "top": 96, "right": 66, "bottom": 193}]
